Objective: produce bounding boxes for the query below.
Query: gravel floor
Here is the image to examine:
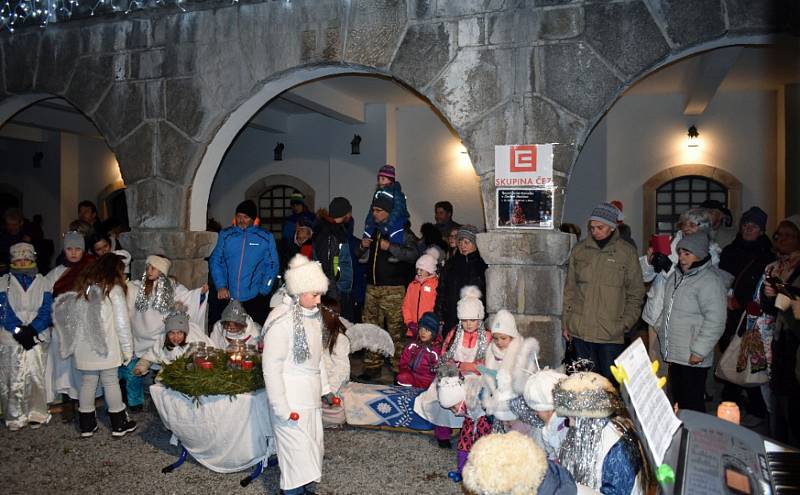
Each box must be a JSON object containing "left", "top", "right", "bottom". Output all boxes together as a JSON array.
[{"left": 0, "top": 407, "right": 463, "bottom": 495}]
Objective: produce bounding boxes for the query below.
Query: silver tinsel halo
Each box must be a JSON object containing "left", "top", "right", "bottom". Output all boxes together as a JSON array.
[{"left": 552, "top": 371, "right": 620, "bottom": 419}]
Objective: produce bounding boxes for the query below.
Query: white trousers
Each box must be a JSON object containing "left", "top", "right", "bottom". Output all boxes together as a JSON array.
[{"left": 79, "top": 368, "right": 125, "bottom": 414}]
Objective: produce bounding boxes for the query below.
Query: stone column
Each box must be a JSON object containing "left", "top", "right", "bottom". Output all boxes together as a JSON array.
[
  {"left": 477, "top": 231, "right": 575, "bottom": 369},
  {"left": 120, "top": 230, "right": 217, "bottom": 288}
]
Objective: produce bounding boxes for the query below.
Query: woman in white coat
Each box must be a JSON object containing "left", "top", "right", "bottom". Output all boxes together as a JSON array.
[
  {"left": 262, "top": 255, "right": 334, "bottom": 495},
  {"left": 52, "top": 253, "right": 137, "bottom": 438}
]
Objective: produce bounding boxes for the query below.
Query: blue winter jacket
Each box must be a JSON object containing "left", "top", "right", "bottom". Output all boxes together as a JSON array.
[{"left": 209, "top": 225, "right": 279, "bottom": 302}]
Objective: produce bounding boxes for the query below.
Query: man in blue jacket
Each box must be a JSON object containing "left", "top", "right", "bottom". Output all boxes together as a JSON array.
[{"left": 210, "top": 200, "right": 279, "bottom": 325}]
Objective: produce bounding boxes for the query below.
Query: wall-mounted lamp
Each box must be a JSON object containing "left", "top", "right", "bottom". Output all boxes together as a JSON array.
[
  {"left": 687, "top": 125, "right": 699, "bottom": 148},
  {"left": 351, "top": 134, "right": 361, "bottom": 155},
  {"left": 274, "top": 142, "right": 285, "bottom": 161}
]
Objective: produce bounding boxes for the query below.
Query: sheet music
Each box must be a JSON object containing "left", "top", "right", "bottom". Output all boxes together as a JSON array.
[{"left": 614, "top": 339, "right": 682, "bottom": 465}]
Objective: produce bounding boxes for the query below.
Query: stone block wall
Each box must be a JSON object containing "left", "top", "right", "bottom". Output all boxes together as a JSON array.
[{"left": 478, "top": 231, "right": 575, "bottom": 367}]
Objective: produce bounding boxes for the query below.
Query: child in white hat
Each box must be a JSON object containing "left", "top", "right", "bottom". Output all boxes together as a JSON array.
[
  {"left": 436, "top": 364, "right": 492, "bottom": 484},
  {"left": 262, "top": 254, "right": 334, "bottom": 495},
  {"left": 523, "top": 369, "right": 568, "bottom": 460},
  {"left": 481, "top": 310, "right": 522, "bottom": 423},
  {"left": 413, "top": 286, "right": 492, "bottom": 448},
  {"left": 401, "top": 248, "right": 440, "bottom": 338},
  {"left": 0, "top": 243, "right": 53, "bottom": 430}
]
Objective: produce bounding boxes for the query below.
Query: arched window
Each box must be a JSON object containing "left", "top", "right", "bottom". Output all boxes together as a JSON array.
[
  {"left": 246, "top": 175, "right": 315, "bottom": 240},
  {"left": 258, "top": 185, "right": 302, "bottom": 239},
  {"left": 655, "top": 176, "right": 728, "bottom": 234}
]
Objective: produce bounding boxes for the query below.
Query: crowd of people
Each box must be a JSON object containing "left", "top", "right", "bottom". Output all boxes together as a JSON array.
[{"left": 1, "top": 163, "right": 799, "bottom": 494}]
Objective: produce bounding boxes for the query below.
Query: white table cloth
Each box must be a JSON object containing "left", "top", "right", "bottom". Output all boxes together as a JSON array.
[{"left": 150, "top": 384, "right": 275, "bottom": 473}]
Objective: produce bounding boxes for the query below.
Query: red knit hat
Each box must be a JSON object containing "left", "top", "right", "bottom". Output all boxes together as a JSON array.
[{"left": 378, "top": 164, "right": 396, "bottom": 181}]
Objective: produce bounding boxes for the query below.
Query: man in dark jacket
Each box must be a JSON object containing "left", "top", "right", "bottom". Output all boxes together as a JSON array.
[
  {"left": 356, "top": 194, "right": 418, "bottom": 380},
  {"left": 313, "top": 197, "right": 355, "bottom": 320},
  {"left": 435, "top": 225, "right": 488, "bottom": 333},
  {"left": 209, "top": 200, "right": 279, "bottom": 325},
  {"left": 434, "top": 201, "right": 461, "bottom": 240}
]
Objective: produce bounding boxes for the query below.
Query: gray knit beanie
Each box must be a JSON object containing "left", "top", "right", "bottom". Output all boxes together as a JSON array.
[
  {"left": 63, "top": 231, "right": 85, "bottom": 250},
  {"left": 676, "top": 232, "right": 710, "bottom": 259},
  {"left": 457, "top": 224, "right": 479, "bottom": 245},
  {"left": 589, "top": 202, "right": 621, "bottom": 229}
]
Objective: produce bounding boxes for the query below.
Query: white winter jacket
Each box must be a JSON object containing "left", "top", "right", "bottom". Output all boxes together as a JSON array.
[{"left": 73, "top": 285, "right": 134, "bottom": 371}]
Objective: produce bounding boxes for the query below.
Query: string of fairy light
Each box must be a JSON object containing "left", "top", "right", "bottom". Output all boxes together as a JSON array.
[{"left": 0, "top": 0, "right": 251, "bottom": 33}]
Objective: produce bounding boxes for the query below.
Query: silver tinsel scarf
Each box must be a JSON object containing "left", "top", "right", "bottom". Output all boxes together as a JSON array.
[
  {"left": 559, "top": 416, "right": 609, "bottom": 490},
  {"left": 134, "top": 272, "right": 174, "bottom": 314},
  {"left": 290, "top": 298, "right": 322, "bottom": 364},
  {"left": 441, "top": 321, "right": 489, "bottom": 364}
]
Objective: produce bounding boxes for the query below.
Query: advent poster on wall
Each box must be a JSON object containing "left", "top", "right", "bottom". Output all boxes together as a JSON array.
[{"left": 496, "top": 188, "right": 554, "bottom": 229}]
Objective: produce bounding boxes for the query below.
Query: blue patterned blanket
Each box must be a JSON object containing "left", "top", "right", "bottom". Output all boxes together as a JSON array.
[{"left": 341, "top": 382, "right": 433, "bottom": 430}]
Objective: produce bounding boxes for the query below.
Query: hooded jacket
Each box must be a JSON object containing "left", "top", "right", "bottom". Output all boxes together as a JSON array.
[
  {"left": 656, "top": 256, "right": 727, "bottom": 367},
  {"left": 563, "top": 231, "right": 645, "bottom": 344},
  {"left": 402, "top": 275, "right": 439, "bottom": 327},
  {"left": 209, "top": 224, "right": 279, "bottom": 302}
]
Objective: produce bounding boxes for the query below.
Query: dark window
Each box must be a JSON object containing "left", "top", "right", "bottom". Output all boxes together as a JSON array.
[
  {"left": 258, "top": 186, "right": 300, "bottom": 240},
  {"left": 655, "top": 176, "right": 727, "bottom": 234}
]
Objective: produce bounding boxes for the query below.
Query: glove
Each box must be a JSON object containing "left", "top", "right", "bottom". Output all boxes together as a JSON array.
[
  {"left": 651, "top": 252, "right": 673, "bottom": 274},
  {"left": 12, "top": 325, "right": 37, "bottom": 350},
  {"left": 321, "top": 393, "right": 335, "bottom": 406},
  {"left": 122, "top": 353, "right": 133, "bottom": 366},
  {"left": 405, "top": 322, "right": 418, "bottom": 338},
  {"left": 132, "top": 358, "right": 151, "bottom": 376}
]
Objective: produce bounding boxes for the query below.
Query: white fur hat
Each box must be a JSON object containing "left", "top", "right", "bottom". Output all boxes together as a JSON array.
[
  {"left": 415, "top": 254, "right": 437, "bottom": 275},
  {"left": 457, "top": 285, "right": 484, "bottom": 320},
  {"left": 10, "top": 242, "right": 36, "bottom": 262},
  {"left": 553, "top": 371, "right": 619, "bottom": 418},
  {"left": 284, "top": 254, "right": 329, "bottom": 296},
  {"left": 437, "top": 375, "right": 466, "bottom": 409},
  {"left": 489, "top": 309, "right": 519, "bottom": 338},
  {"left": 146, "top": 255, "right": 171, "bottom": 276},
  {"left": 463, "top": 431, "right": 549, "bottom": 495},
  {"left": 524, "top": 369, "right": 567, "bottom": 411}
]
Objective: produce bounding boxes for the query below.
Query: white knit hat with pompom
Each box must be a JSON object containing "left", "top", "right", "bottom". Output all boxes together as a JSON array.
[
  {"left": 284, "top": 254, "right": 329, "bottom": 296},
  {"left": 457, "top": 285, "right": 484, "bottom": 320}
]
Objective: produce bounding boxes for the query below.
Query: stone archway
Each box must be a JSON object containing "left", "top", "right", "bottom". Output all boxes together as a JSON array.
[{"left": 1, "top": 0, "right": 791, "bottom": 365}]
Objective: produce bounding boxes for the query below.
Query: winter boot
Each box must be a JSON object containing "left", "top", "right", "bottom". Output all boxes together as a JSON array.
[
  {"left": 60, "top": 395, "right": 75, "bottom": 423},
  {"left": 109, "top": 410, "right": 137, "bottom": 437},
  {"left": 79, "top": 412, "right": 98, "bottom": 438}
]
